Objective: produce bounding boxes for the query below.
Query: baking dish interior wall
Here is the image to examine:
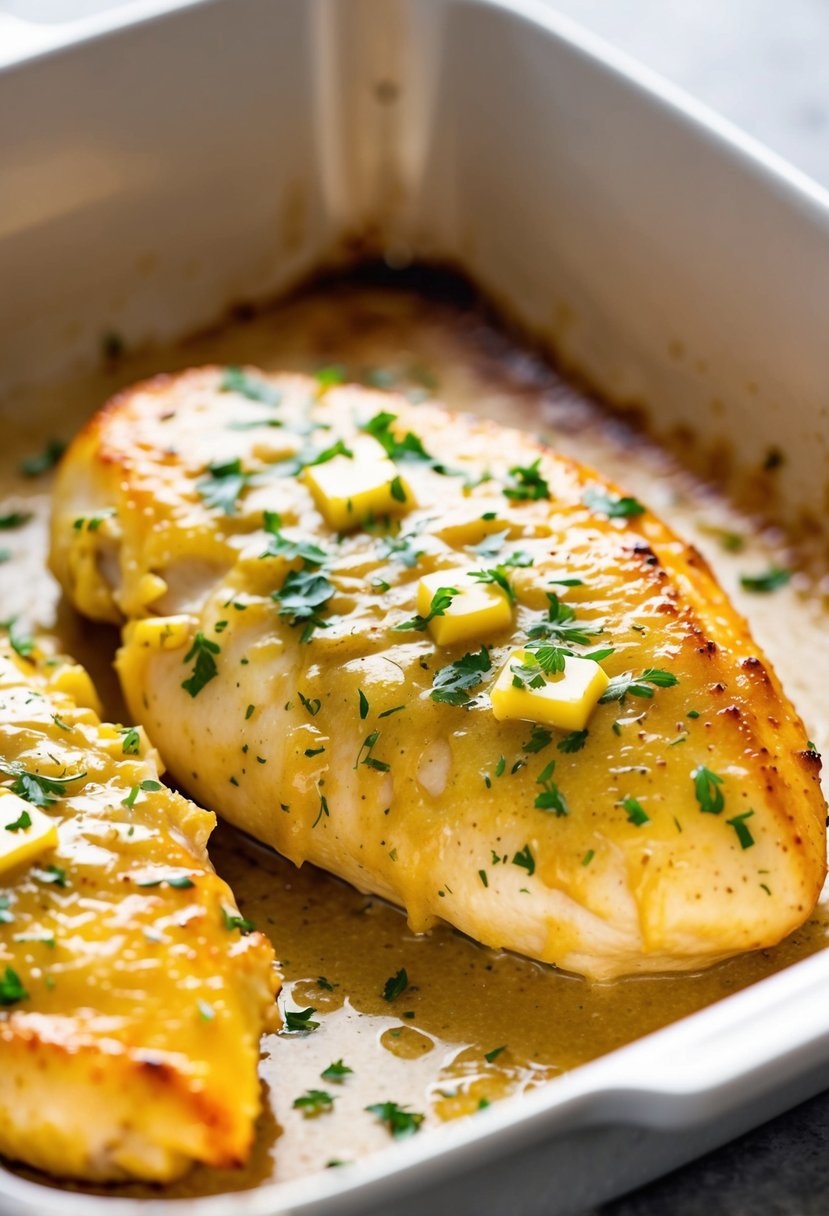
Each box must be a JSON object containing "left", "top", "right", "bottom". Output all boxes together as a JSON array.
[{"left": 1, "top": 0, "right": 829, "bottom": 537}]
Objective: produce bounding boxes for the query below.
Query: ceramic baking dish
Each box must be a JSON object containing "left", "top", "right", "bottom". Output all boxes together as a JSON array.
[{"left": 2, "top": 1, "right": 829, "bottom": 1212}]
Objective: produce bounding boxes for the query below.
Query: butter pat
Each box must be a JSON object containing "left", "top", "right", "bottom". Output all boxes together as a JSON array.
[
  {"left": 303, "top": 436, "right": 413, "bottom": 531},
  {"left": 0, "top": 793, "right": 59, "bottom": 874},
  {"left": 417, "top": 570, "right": 512, "bottom": 646},
  {"left": 125, "top": 615, "right": 194, "bottom": 652},
  {"left": 491, "top": 648, "right": 609, "bottom": 731}
]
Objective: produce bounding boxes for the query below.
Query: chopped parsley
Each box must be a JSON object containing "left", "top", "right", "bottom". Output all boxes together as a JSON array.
[
  {"left": 121, "top": 779, "right": 162, "bottom": 809},
  {"left": 504, "top": 458, "right": 550, "bottom": 502},
  {"left": 726, "top": 809, "right": 755, "bottom": 849},
  {"left": 484, "top": 1045, "right": 506, "bottom": 1063},
  {"left": 739, "top": 567, "right": 791, "bottom": 593},
  {"left": 382, "top": 968, "right": 409, "bottom": 1001},
  {"left": 358, "top": 689, "right": 370, "bottom": 720},
  {"left": 692, "top": 765, "right": 725, "bottom": 815},
  {"left": 512, "top": 844, "right": 535, "bottom": 876},
  {"left": 298, "top": 691, "right": 321, "bottom": 716},
  {"left": 2, "top": 617, "right": 34, "bottom": 660},
  {"left": 526, "top": 594, "right": 603, "bottom": 646},
  {"left": 321, "top": 1058, "right": 353, "bottom": 1083},
  {"left": 283, "top": 1006, "right": 320, "bottom": 1033},
  {"left": 365, "top": 1101, "right": 424, "bottom": 1139},
  {"left": 4, "top": 809, "right": 31, "bottom": 832},
  {"left": 220, "top": 366, "right": 283, "bottom": 406},
  {"left": 120, "top": 726, "right": 141, "bottom": 755},
  {"left": 582, "top": 488, "right": 645, "bottom": 519},
  {"left": 32, "top": 864, "right": 68, "bottom": 887},
  {"left": 362, "top": 410, "right": 434, "bottom": 465},
  {"left": 0, "top": 511, "right": 32, "bottom": 529},
  {"left": 312, "top": 794, "right": 330, "bottom": 828},
  {"left": 430, "top": 647, "right": 491, "bottom": 705},
  {"left": 136, "top": 873, "right": 195, "bottom": 889},
  {"left": 196, "top": 458, "right": 251, "bottom": 515},
  {"left": 72, "top": 509, "right": 116, "bottom": 532},
  {"left": 274, "top": 568, "right": 334, "bottom": 641},
  {"left": 599, "top": 668, "right": 678, "bottom": 704},
  {"left": 395, "top": 586, "right": 457, "bottom": 632},
  {"left": 20, "top": 439, "right": 65, "bottom": 478},
  {"left": 221, "top": 905, "right": 256, "bottom": 934},
  {"left": 261, "top": 511, "right": 327, "bottom": 565},
  {"left": 0, "top": 967, "right": 28, "bottom": 1006},
  {"left": 293, "top": 1089, "right": 335, "bottom": 1116},
  {"left": 305, "top": 438, "right": 353, "bottom": 467},
  {"left": 315, "top": 364, "right": 347, "bottom": 390},
  {"left": 468, "top": 566, "right": 515, "bottom": 602},
  {"left": 522, "top": 724, "right": 553, "bottom": 754},
  {"left": 181, "top": 632, "right": 220, "bottom": 697},
  {"left": 558, "top": 729, "right": 588, "bottom": 753},
  {"left": 622, "top": 796, "right": 650, "bottom": 826},
  {"left": 355, "top": 731, "right": 390, "bottom": 773},
  {"left": 0, "top": 762, "right": 85, "bottom": 807},
  {"left": 534, "top": 761, "right": 568, "bottom": 816}
]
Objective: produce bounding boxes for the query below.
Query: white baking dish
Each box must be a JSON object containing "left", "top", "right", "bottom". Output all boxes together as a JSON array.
[{"left": 2, "top": 1, "right": 829, "bottom": 1212}]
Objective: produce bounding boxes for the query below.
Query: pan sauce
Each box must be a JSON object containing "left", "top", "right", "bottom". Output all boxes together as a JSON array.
[{"left": 1, "top": 274, "right": 827, "bottom": 1196}]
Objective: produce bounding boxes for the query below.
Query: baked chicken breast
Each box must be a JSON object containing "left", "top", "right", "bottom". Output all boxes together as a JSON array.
[
  {"left": 0, "top": 636, "right": 278, "bottom": 1182},
  {"left": 50, "top": 367, "right": 826, "bottom": 980}
]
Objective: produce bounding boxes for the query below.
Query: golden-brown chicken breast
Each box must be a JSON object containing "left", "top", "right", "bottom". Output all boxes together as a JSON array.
[
  {"left": 0, "top": 636, "right": 278, "bottom": 1182},
  {"left": 49, "top": 366, "right": 826, "bottom": 980}
]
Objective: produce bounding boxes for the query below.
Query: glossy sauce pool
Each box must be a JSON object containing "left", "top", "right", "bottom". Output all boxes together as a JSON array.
[{"left": 1, "top": 275, "right": 828, "bottom": 1196}]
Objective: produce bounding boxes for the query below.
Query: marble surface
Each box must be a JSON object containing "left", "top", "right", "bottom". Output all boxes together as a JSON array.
[{"left": 543, "top": 3, "right": 829, "bottom": 1213}]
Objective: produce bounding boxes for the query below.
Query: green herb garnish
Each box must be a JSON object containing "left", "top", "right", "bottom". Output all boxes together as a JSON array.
[
  {"left": 382, "top": 967, "right": 409, "bottom": 1002},
  {"left": 692, "top": 766, "right": 725, "bottom": 815},
  {"left": 504, "top": 459, "right": 550, "bottom": 502},
  {"left": 20, "top": 439, "right": 65, "bottom": 478},
  {"left": 395, "top": 586, "right": 457, "bottom": 632},
  {"left": 283, "top": 1006, "right": 320, "bottom": 1033},
  {"left": 622, "top": 796, "right": 650, "bottom": 826},
  {"left": 582, "top": 488, "right": 645, "bottom": 519},
  {"left": 220, "top": 366, "right": 283, "bottom": 406},
  {"left": 196, "top": 458, "right": 251, "bottom": 515},
  {"left": 739, "top": 567, "right": 791, "bottom": 593},
  {"left": 181, "top": 632, "right": 220, "bottom": 697},
  {"left": 365, "top": 1101, "right": 424, "bottom": 1139},
  {"left": 534, "top": 761, "right": 568, "bottom": 816},
  {"left": 293, "top": 1089, "right": 335, "bottom": 1116},
  {"left": 726, "top": 809, "right": 755, "bottom": 849},
  {"left": 599, "top": 668, "right": 678, "bottom": 704},
  {"left": 430, "top": 647, "right": 492, "bottom": 706}
]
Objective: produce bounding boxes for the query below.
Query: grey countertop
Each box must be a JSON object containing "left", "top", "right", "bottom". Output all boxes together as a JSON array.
[{"left": 545, "top": 3, "right": 829, "bottom": 1213}]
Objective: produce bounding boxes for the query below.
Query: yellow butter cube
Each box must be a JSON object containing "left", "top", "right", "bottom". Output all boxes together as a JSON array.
[
  {"left": 125, "top": 615, "right": 194, "bottom": 652},
  {"left": 303, "top": 436, "right": 413, "bottom": 531},
  {"left": 417, "top": 570, "right": 513, "bottom": 646},
  {"left": 46, "top": 663, "right": 103, "bottom": 716},
  {"left": 491, "top": 648, "right": 609, "bottom": 731},
  {"left": 0, "top": 793, "right": 59, "bottom": 874}
]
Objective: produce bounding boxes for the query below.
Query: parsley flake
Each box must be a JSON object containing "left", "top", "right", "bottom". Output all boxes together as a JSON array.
[
  {"left": 197, "top": 458, "right": 251, "bottom": 515},
  {"left": 0, "top": 967, "right": 28, "bottom": 1006},
  {"left": 283, "top": 1006, "right": 320, "bottom": 1033},
  {"left": 430, "top": 647, "right": 491, "bottom": 706},
  {"left": 599, "top": 668, "right": 678, "bottom": 704},
  {"left": 692, "top": 766, "right": 725, "bottom": 815},
  {"left": 582, "top": 488, "right": 645, "bottom": 519},
  {"left": 622, "top": 796, "right": 650, "bottom": 826},
  {"left": 365, "top": 1101, "right": 424, "bottom": 1139},
  {"left": 382, "top": 968, "right": 409, "bottom": 1002},
  {"left": 504, "top": 459, "right": 550, "bottom": 502},
  {"left": 321, "top": 1059, "right": 353, "bottom": 1083},
  {"left": 739, "top": 567, "right": 791, "bottom": 593},
  {"left": 395, "top": 586, "right": 457, "bottom": 632},
  {"left": 512, "top": 844, "right": 535, "bottom": 876},
  {"left": 293, "top": 1089, "right": 335, "bottom": 1116},
  {"left": 181, "top": 632, "right": 220, "bottom": 697},
  {"left": 726, "top": 809, "right": 755, "bottom": 849}
]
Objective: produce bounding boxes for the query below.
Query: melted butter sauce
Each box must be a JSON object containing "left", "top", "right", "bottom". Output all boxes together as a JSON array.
[{"left": 2, "top": 275, "right": 828, "bottom": 1196}]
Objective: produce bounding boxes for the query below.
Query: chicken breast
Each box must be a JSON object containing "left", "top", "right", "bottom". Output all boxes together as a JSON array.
[
  {"left": 0, "top": 635, "right": 278, "bottom": 1182},
  {"left": 49, "top": 367, "right": 826, "bottom": 980}
]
